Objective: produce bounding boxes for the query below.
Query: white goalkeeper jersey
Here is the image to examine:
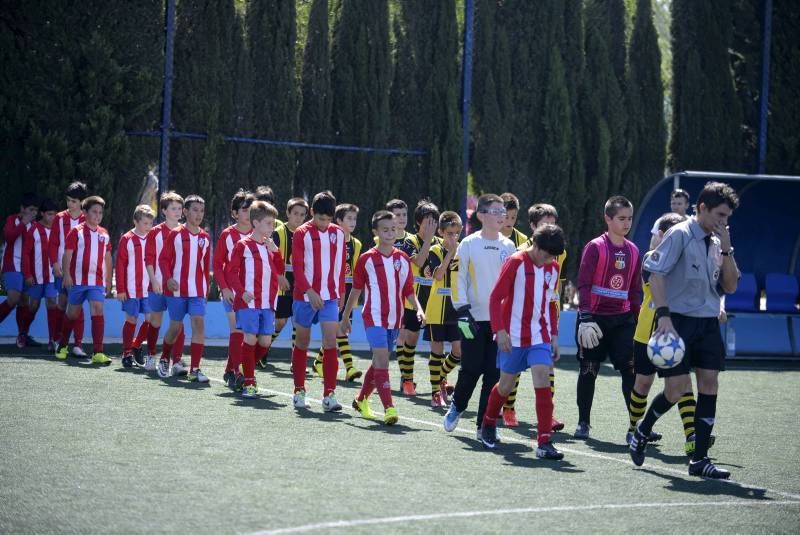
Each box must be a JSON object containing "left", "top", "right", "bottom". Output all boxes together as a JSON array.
[{"left": 453, "top": 231, "right": 515, "bottom": 322}]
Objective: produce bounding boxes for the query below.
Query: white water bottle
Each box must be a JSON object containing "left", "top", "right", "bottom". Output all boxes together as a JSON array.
[{"left": 726, "top": 326, "right": 736, "bottom": 357}]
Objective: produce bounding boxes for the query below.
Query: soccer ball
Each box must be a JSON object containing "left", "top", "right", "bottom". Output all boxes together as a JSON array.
[{"left": 646, "top": 333, "right": 686, "bottom": 369}]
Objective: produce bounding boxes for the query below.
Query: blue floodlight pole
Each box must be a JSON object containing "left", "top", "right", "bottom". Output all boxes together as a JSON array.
[
  {"left": 756, "top": 0, "right": 773, "bottom": 174},
  {"left": 460, "top": 0, "right": 475, "bottom": 227},
  {"left": 158, "top": 0, "right": 177, "bottom": 198}
]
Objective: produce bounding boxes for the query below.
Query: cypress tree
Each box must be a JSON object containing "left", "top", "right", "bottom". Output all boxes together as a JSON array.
[{"left": 228, "top": 10, "right": 255, "bottom": 193}]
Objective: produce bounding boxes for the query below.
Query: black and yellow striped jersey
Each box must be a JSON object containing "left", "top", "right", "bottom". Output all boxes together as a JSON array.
[
  {"left": 344, "top": 235, "right": 363, "bottom": 287},
  {"left": 401, "top": 233, "right": 442, "bottom": 311},
  {"left": 505, "top": 228, "right": 528, "bottom": 248},
  {"left": 374, "top": 231, "right": 414, "bottom": 250},
  {"left": 634, "top": 252, "right": 656, "bottom": 343},
  {"left": 273, "top": 222, "right": 296, "bottom": 296},
  {"left": 424, "top": 243, "right": 459, "bottom": 325}
]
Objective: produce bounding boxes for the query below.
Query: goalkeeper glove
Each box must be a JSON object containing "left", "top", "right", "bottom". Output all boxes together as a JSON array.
[
  {"left": 577, "top": 312, "right": 603, "bottom": 349},
  {"left": 456, "top": 305, "right": 478, "bottom": 340}
]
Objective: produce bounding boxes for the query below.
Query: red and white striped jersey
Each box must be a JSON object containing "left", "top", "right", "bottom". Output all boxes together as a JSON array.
[
  {"left": 22, "top": 222, "right": 52, "bottom": 284},
  {"left": 65, "top": 223, "right": 111, "bottom": 287},
  {"left": 2, "top": 215, "right": 32, "bottom": 273},
  {"left": 353, "top": 247, "right": 414, "bottom": 329},
  {"left": 225, "top": 236, "right": 285, "bottom": 310},
  {"left": 292, "top": 221, "right": 346, "bottom": 301},
  {"left": 489, "top": 250, "right": 560, "bottom": 347},
  {"left": 48, "top": 210, "right": 85, "bottom": 268},
  {"left": 213, "top": 225, "right": 250, "bottom": 290},
  {"left": 116, "top": 230, "right": 149, "bottom": 298},
  {"left": 158, "top": 226, "right": 211, "bottom": 298},
  {"left": 144, "top": 222, "right": 177, "bottom": 289}
]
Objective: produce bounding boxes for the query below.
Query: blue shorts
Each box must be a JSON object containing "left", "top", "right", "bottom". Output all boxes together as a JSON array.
[
  {"left": 2, "top": 272, "right": 24, "bottom": 293},
  {"left": 27, "top": 283, "right": 58, "bottom": 300},
  {"left": 166, "top": 296, "right": 206, "bottom": 320},
  {"left": 235, "top": 308, "right": 275, "bottom": 336},
  {"left": 148, "top": 293, "right": 167, "bottom": 312},
  {"left": 496, "top": 343, "right": 553, "bottom": 374},
  {"left": 68, "top": 285, "right": 105, "bottom": 305},
  {"left": 54, "top": 276, "right": 66, "bottom": 294},
  {"left": 366, "top": 326, "right": 399, "bottom": 350},
  {"left": 122, "top": 297, "right": 152, "bottom": 317},
  {"left": 223, "top": 300, "right": 233, "bottom": 313},
  {"left": 292, "top": 299, "right": 339, "bottom": 328}
]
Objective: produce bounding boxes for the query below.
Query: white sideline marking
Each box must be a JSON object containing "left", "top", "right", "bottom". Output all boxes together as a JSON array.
[
  {"left": 208, "top": 376, "right": 800, "bottom": 503},
  {"left": 248, "top": 500, "right": 800, "bottom": 534}
]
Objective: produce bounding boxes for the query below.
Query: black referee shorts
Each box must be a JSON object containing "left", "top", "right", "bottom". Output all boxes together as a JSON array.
[{"left": 659, "top": 314, "right": 725, "bottom": 378}]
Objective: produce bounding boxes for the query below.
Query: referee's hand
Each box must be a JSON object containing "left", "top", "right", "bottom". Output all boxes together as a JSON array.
[{"left": 654, "top": 316, "right": 679, "bottom": 339}]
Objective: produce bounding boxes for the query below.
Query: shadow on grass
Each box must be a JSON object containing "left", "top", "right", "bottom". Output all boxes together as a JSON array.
[
  {"left": 637, "top": 468, "right": 770, "bottom": 500},
  {"left": 156, "top": 375, "right": 211, "bottom": 390},
  {"left": 214, "top": 390, "right": 286, "bottom": 410},
  {"left": 342, "top": 419, "right": 430, "bottom": 436},
  {"left": 450, "top": 435, "right": 584, "bottom": 472},
  {"left": 291, "top": 407, "right": 353, "bottom": 423}
]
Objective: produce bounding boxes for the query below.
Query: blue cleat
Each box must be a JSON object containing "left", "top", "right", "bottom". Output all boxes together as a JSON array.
[{"left": 443, "top": 403, "right": 462, "bottom": 432}]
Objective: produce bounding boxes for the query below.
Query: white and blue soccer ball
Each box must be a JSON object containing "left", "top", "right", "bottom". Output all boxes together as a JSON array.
[{"left": 647, "top": 333, "right": 686, "bottom": 369}]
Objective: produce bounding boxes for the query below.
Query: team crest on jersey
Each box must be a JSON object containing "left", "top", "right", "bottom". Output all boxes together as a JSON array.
[
  {"left": 198, "top": 237, "right": 206, "bottom": 247},
  {"left": 610, "top": 274, "right": 625, "bottom": 290},
  {"left": 393, "top": 259, "right": 402, "bottom": 271},
  {"left": 329, "top": 233, "right": 337, "bottom": 244},
  {"left": 614, "top": 251, "right": 626, "bottom": 270},
  {"left": 98, "top": 235, "right": 106, "bottom": 243},
  {"left": 545, "top": 271, "right": 553, "bottom": 285},
  {"left": 500, "top": 250, "right": 509, "bottom": 262}
]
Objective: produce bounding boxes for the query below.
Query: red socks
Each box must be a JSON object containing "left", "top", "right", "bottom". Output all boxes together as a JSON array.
[
  {"left": 374, "top": 368, "right": 393, "bottom": 409},
  {"left": 160, "top": 341, "right": 173, "bottom": 361},
  {"left": 46, "top": 308, "right": 59, "bottom": 343},
  {"left": 59, "top": 315, "right": 75, "bottom": 346},
  {"left": 322, "top": 347, "right": 338, "bottom": 396},
  {"left": 91, "top": 315, "right": 104, "bottom": 353},
  {"left": 146, "top": 323, "right": 159, "bottom": 355},
  {"left": 357, "top": 366, "right": 376, "bottom": 401},
  {"left": 122, "top": 321, "right": 136, "bottom": 352},
  {"left": 133, "top": 321, "right": 150, "bottom": 349},
  {"left": 16, "top": 306, "right": 30, "bottom": 334},
  {"left": 73, "top": 309, "right": 84, "bottom": 345},
  {"left": 291, "top": 347, "right": 307, "bottom": 392},
  {"left": 225, "top": 331, "right": 244, "bottom": 373},
  {"left": 482, "top": 384, "right": 509, "bottom": 428},
  {"left": 241, "top": 343, "right": 256, "bottom": 386},
  {"left": 0, "top": 300, "right": 13, "bottom": 323},
  {"left": 172, "top": 328, "right": 185, "bottom": 363},
  {"left": 189, "top": 342, "right": 203, "bottom": 370},
  {"left": 535, "top": 386, "right": 554, "bottom": 446}
]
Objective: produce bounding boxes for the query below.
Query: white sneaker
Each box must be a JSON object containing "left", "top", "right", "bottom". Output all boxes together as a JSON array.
[
  {"left": 157, "top": 359, "right": 171, "bottom": 378},
  {"left": 172, "top": 360, "right": 189, "bottom": 376},
  {"left": 293, "top": 391, "right": 310, "bottom": 409},
  {"left": 71, "top": 346, "right": 88, "bottom": 357},
  {"left": 144, "top": 356, "right": 157, "bottom": 372},
  {"left": 188, "top": 369, "right": 209, "bottom": 383},
  {"left": 322, "top": 393, "right": 342, "bottom": 412}
]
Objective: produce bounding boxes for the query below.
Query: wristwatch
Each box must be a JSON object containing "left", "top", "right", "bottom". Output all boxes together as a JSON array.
[{"left": 721, "top": 247, "right": 734, "bottom": 257}]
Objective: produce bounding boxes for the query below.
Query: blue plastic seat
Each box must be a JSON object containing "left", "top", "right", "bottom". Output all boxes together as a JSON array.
[
  {"left": 765, "top": 273, "right": 799, "bottom": 313},
  {"left": 725, "top": 272, "right": 758, "bottom": 312}
]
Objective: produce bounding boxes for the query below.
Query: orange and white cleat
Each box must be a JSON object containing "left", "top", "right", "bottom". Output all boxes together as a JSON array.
[
  {"left": 502, "top": 407, "right": 519, "bottom": 427},
  {"left": 401, "top": 379, "right": 417, "bottom": 396}
]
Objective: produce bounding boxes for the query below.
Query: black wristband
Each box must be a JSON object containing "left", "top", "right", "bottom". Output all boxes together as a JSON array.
[{"left": 655, "top": 306, "right": 671, "bottom": 320}]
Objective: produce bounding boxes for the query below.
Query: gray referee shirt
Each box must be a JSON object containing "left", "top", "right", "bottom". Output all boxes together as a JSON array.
[{"left": 642, "top": 216, "right": 724, "bottom": 318}]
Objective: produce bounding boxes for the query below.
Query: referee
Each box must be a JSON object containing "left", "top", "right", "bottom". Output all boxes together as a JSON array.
[{"left": 629, "top": 182, "right": 739, "bottom": 479}]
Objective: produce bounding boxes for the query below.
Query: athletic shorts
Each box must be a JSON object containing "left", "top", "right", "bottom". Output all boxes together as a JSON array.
[
  {"left": 27, "top": 282, "right": 58, "bottom": 300},
  {"left": 402, "top": 308, "right": 422, "bottom": 332},
  {"left": 575, "top": 312, "right": 635, "bottom": 370},
  {"left": 68, "top": 285, "right": 105, "bottom": 305},
  {"left": 122, "top": 297, "right": 151, "bottom": 317},
  {"left": 235, "top": 308, "right": 275, "bottom": 336},
  {"left": 423, "top": 323, "right": 461, "bottom": 343},
  {"left": 54, "top": 276, "right": 65, "bottom": 294},
  {"left": 633, "top": 340, "right": 658, "bottom": 377},
  {"left": 366, "top": 326, "right": 399, "bottom": 350},
  {"left": 659, "top": 314, "right": 725, "bottom": 377},
  {"left": 222, "top": 299, "right": 233, "bottom": 313},
  {"left": 2, "top": 272, "right": 23, "bottom": 293},
  {"left": 292, "top": 299, "right": 338, "bottom": 328},
  {"left": 275, "top": 295, "right": 293, "bottom": 319},
  {"left": 166, "top": 296, "right": 206, "bottom": 320},
  {"left": 497, "top": 343, "right": 553, "bottom": 374},
  {"left": 148, "top": 293, "right": 168, "bottom": 312}
]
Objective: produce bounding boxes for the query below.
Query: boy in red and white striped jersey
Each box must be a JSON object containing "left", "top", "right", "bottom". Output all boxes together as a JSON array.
[
  {"left": 143, "top": 191, "right": 184, "bottom": 371},
  {"left": 21, "top": 198, "right": 58, "bottom": 347},
  {"left": 116, "top": 205, "right": 155, "bottom": 368},
  {"left": 157, "top": 194, "right": 211, "bottom": 383},
  {"left": 1, "top": 192, "right": 38, "bottom": 347},
  {"left": 341, "top": 210, "right": 424, "bottom": 425},
  {"left": 215, "top": 189, "right": 254, "bottom": 389},
  {"left": 224, "top": 201, "right": 284, "bottom": 399},
  {"left": 55, "top": 196, "right": 113, "bottom": 365},
  {"left": 48, "top": 182, "right": 87, "bottom": 355},
  {"left": 290, "top": 191, "right": 347, "bottom": 411},
  {"left": 480, "top": 223, "right": 566, "bottom": 459}
]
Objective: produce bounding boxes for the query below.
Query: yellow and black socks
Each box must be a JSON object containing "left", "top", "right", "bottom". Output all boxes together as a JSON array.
[
  {"left": 503, "top": 375, "right": 521, "bottom": 410},
  {"left": 338, "top": 336, "right": 354, "bottom": 370},
  {"left": 398, "top": 343, "right": 416, "bottom": 381},
  {"left": 441, "top": 351, "right": 461, "bottom": 378},
  {"left": 628, "top": 389, "right": 649, "bottom": 432},
  {"left": 429, "top": 352, "right": 444, "bottom": 392},
  {"left": 550, "top": 372, "right": 556, "bottom": 397},
  {"left": 678, "top": 391, "right": 697, "bottom": 439}
]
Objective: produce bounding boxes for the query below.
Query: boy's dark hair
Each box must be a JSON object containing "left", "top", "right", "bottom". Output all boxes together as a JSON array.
[
  {"left": 500, "top": 192, "right": 520, "bottom": 212},
  {"left": 66, "top": 181, "right": 88, "bottom": 199},
  {"left": 386, "top": 199, "right": 407, "bottom": 212},
  {"left": 371, "top": 210, "right": 394, "bottom": 230},
  {"left": 231, "top": 189, "right": 254, "bottom": 213},
  {"left": 604, "top": 195, "right": 633, "bottom": 218},
  {"left": 159, "top": 191, "right": 184, "bottom": 212},
  {"left": 697, "top": 181, "right": 739, "bottom": 211},
  {"left": 287, "top": 197, "right": 309, "bottom": 214},
  {"left": 671, "top": 188, "right": 690, "bottom": 202},
  {"left": 184, "top": 194, "right": 205, "bottom": 211},
  {"left": 335, "top": 203, "right": 359, "bottom": 222},
  {"left": 414, "top": 200, "right": 440, "bottom": 228},
  {"left": 39, "top": 198, "right": 58, "bottom": 213},
  {"left": 438, "top": 211, "right": 462, "bottom": 231},
  {"left": 311, "top": 190, "right": 336, "bottom": 217},
  {"left": 657, "top": 212, "right": 687, "bottom": 234},
  {"left": 82, "top": 195, "right": 105, "bottom": 211},
  {"left": 133, "top": 204, "right": 156, "bottom": 222},
  {"left": 250, "top": 200, "right": 279, "bottom": 223},
  {"left": 21, "top": 192, "right": 38, "bottom": 208},
  {"left": 476, "top": 193, "right": 504, "bottom": 213},
  {"left": 254, "top": 185, "right": 275, "bottom": 204},
  {"left": 531, "top": 223, "right": 566, "bottom": 257},
  {"left": 528, "top": 203, "right": 559, "bottom": 226}
]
